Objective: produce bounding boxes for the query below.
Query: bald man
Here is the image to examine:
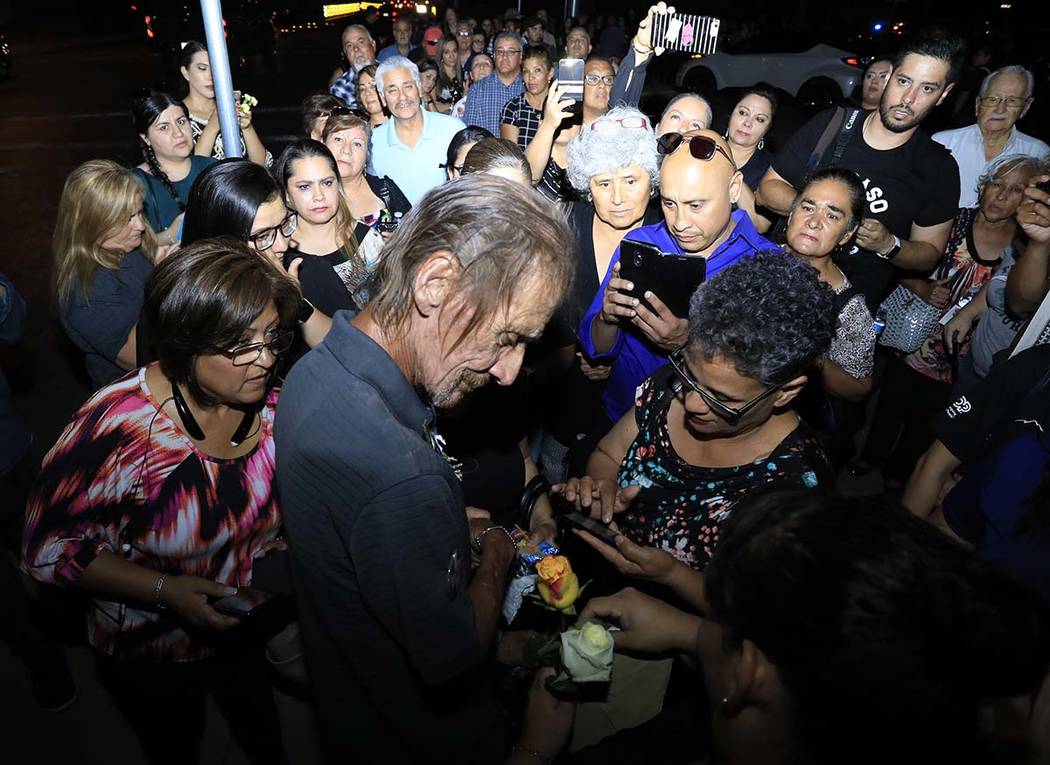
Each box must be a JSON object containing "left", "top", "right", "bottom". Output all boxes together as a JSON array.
[{"left": 579, "top": 129, "right": 779, "bottom": 423}]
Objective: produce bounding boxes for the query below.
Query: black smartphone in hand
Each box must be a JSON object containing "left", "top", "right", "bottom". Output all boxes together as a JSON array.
[
  {"left": 618, "top": 239, "right": 707, "bottom": 318},
  {"left": 211, "top": 587, "right": 272, "bottom": 618},
  {"left": 549, "top": 492, "right": 620, "bottom": 547}
]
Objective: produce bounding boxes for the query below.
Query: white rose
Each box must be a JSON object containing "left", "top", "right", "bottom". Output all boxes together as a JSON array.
[{"left": 560, "top": 619, "right": 613, "bottom": 683}]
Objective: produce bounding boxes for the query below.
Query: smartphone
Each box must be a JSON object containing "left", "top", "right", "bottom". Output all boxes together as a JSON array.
[
  {"left": 211, "top": 587, "right": 272, "bottom": 618},
  {"left": 1036, "top": 178, "right": 1050, "bottom": 195},
  {"left": 557, "top": 58, "right": 585, "bottom": 118},
  {"left": 618, "top": 239, "right": 708, "bottom": 318},
  {"left": 648, "top": 12, "right": 721, "bottom": 55},
  {"left": 549, "top": 493, "right": 620, "bottom": 547}
]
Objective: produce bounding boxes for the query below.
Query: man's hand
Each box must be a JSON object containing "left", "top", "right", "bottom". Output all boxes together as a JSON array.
[
  {"left": 633, "top": 3, "right": 676, "bottom": 57},
  {"left": 631, "top": 291, "right": 689, "bottom": 351},
  {"left": 580, "top": 587, "right": 700, "bottom": 654},
  {"left": 599, "top": 261, "right": 639, "bottom": 326},
  {"left": 577, "top": 352, "right": 612, "bottom": 381},
  {"left": 1017, "top": 176, "right": 1050, "bottom": 243},
  {"left": 552, "top": 478, "right": 639, "bottom": 523},
  {"left": 856, "top": 217, "right": 895, "bottom": 254},
  {"left": 575, "top": 525, "right": 676, "bottom": 584}
]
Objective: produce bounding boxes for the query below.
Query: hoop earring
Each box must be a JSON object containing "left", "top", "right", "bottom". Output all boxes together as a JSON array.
[{"left": 758, "top": 138, "right": 765, "bottom": 150}]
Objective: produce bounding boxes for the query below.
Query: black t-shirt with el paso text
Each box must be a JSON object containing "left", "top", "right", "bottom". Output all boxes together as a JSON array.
[{"left": 772, "top": 107, "right": 960, "bottom": 313}]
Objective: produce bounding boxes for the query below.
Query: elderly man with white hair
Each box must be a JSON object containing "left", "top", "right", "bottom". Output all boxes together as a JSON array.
[
  {"left": 329, "top": 24, "right": 378, "bottom": 108},
  {"left": 934, "top": 65, "right": 1050, "bottom": 207},
  {"left": 370, "top": 56, "right": 465, "bottom": 204}
]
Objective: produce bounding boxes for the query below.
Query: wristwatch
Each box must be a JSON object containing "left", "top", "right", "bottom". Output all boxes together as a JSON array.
[
  {"left": 297, "top": 298, "right": 315, "bottom": 324},
  {"left": 877, "top": 235, "right": 902, "bottom": 261}
]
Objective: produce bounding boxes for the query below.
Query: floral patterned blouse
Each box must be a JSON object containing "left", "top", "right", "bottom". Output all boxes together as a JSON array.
[
  {"left": 616, "top": 367, "right": 832, "bottom": 570},
  {"left": 22, "top": 365, "right": 282, "bottom": 661}
]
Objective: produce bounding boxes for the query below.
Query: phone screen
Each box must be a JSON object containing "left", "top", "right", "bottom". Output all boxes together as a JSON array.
[
  {"left": 211, "top": 587, "right": 272, "bottom": 618},
  {"left": 557, "top": 58, "right": 585, "bottom": 116}
]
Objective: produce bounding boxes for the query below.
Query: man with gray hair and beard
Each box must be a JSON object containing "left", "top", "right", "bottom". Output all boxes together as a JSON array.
[{"left": 275, "top": 176, "right": 575, "bottom": 764}]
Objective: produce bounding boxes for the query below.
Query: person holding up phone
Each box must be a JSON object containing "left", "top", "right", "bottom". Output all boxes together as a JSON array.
[{"left": 578, "top": 129, "right": 778, "bottom": 426}]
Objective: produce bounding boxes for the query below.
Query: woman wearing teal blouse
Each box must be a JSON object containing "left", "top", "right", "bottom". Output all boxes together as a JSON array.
[{"left": 130, "top": 90, "right": 215, "bottom": 245}]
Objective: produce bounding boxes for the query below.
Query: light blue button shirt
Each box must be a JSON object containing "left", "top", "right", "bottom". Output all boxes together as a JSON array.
[{"left": 370, "top": 109, "right": 466, "bottom": 205}]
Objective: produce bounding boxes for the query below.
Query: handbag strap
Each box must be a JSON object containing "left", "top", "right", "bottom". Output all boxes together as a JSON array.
[{"left": 804, "top": 107, "right": 846, "bottom": 175}]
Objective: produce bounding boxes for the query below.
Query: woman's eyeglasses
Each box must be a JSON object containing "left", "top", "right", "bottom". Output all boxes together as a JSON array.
[
  {"left": 217, "top": 329, "right": 295, "bottom": 366},
  {"left": 667, "top": 349, "right": 780, "bottom": 425},
  {"left": 590, "top": 115, "right": 650, "bottom": 132},
  {"left": 249, "top": 211, "right": 297, "bottom": 252},
  {"left": 657, "top": 132, "right": 736, "bottom": 169}
]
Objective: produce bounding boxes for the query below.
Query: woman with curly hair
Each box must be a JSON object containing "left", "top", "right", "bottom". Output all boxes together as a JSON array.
[{"left": 560, "top": 252, "right": 837, "bottom": 572}]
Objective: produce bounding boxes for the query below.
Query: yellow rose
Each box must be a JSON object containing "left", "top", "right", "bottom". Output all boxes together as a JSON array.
[{"left": 536, "top": 555, "right": 580, "bottom": 611}]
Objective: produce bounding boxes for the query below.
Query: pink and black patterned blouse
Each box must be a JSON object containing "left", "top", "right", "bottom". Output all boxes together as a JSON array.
[{"left": 22, "top": 365, "right": 282, "bottom": 662}]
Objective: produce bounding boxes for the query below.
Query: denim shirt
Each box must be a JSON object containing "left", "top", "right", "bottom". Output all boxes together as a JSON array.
[{"left": 578, "top": 210, "right": 778, "bottom": 422}]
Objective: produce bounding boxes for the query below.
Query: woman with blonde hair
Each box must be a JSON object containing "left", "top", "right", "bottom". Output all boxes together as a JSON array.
[{"left": 54, "top": 159, "right": 166, "bottom": 388}]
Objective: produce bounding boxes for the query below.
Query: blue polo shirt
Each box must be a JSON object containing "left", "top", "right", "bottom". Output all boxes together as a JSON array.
[
  {"left": 462, "top": 73, "right": 524, "bottom": 135},
  {"left": 370, "top": 109, "right": 465, "bottom": 204},
  {"left": 579, "top": 209, "right": 778, "bottom": 422}
]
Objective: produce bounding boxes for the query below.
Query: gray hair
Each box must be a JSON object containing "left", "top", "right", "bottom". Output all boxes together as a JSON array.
[
  {"left": 493, "top": 31, "right": 522, "bottom": 49},
  {"left": 976, "top": 153, "right": 1050, "bottom": 197},
  {"left": 566, "top": 105, "right": 660, "bottom": 193},
  {"left": 979, "top": 65, "right": 1035, "bottom": 101},
  {"left": 375, "top": 56, "right": 421, "bottom": 93},
  {"left": 660, "top": 92, "right": 713, "bottom": 130},
  {"left": 343, "top": 23, "right": 375, "bottom": 45},
  {"left": 369, "top": 175, "right": 575, "bottom": 350}
]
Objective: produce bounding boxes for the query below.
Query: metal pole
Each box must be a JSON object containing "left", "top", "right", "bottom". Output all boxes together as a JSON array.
[{"left": 199, "top": 0, "right": 242, "bottom": 158}]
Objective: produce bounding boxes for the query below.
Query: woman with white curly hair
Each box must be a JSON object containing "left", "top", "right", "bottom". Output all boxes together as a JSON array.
[{"left": 539, "top": 105, "right": 662, "bottom": 479}]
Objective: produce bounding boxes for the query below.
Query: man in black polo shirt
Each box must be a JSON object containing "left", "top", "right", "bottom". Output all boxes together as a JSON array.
[
  {"left": 274, "top": 176, "right": 574, "bottom": 763},
  {"left": 758, "top": 28, "right": 964, "bottom": 312}
]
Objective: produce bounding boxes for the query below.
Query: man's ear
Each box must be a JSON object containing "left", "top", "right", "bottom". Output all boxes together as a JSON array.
[
  {"left": 772, "top": 374, "right": 808, "bottom": 409},
  {"left": 412, "top": 250, "right": 461, "bottom": 317},
  {"left": 721, "top": 638, "right": 761, "bottom": 716},
  {"left": 936, "top": 81, "right": 955, "bottom": 107},
  {"left": 728, "top": 169, "right": 744, "bottom": 206}
]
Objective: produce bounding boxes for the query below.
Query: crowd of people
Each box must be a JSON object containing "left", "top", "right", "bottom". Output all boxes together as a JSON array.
[{"left": 3, "top": 5, "right": 1050, "bottom": 764}]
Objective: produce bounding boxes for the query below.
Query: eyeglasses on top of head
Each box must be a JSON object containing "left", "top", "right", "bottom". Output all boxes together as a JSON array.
[
  {"left": 216, "top": 328, "right": 295, "bottom": 366},
  {"left": 249, "top": 211, "right": 297, "bottom": 252},
  {"left": 657, "top": 132, "right": 737, "bottom": 170},
  {"left": 667, "top": 349, "right": 780, "bottom": 424}
]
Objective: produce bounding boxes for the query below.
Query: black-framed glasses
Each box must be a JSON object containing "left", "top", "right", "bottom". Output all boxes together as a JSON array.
[
  {"left": 216, "top": 329, "right": 295, "bottom": 366},
  {"left": 667, "top": 349, "right": 780, "bottom": 424},
  {"left": 657, "top": 132, "right": 736, "bottom": 169},
  {"left": 249, "top": 211, "right": 297, "bottom": 252}
]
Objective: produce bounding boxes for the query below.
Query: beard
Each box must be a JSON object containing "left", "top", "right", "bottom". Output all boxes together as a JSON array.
[
  {"left": 430, "top": 369, "right": 490, "bottom": 409},
  {"left": 878, "top": 98, "right": 934, "bottom": 133}
]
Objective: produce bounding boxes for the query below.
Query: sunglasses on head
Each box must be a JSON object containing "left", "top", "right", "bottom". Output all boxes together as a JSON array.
[{"left": 657, "top": 132, "right": 736, "bottom": 169}]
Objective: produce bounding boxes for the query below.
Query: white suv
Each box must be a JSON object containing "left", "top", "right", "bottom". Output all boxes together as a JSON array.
[{"left": 675, "top": 33, "right": 865, "bottom": 108}]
